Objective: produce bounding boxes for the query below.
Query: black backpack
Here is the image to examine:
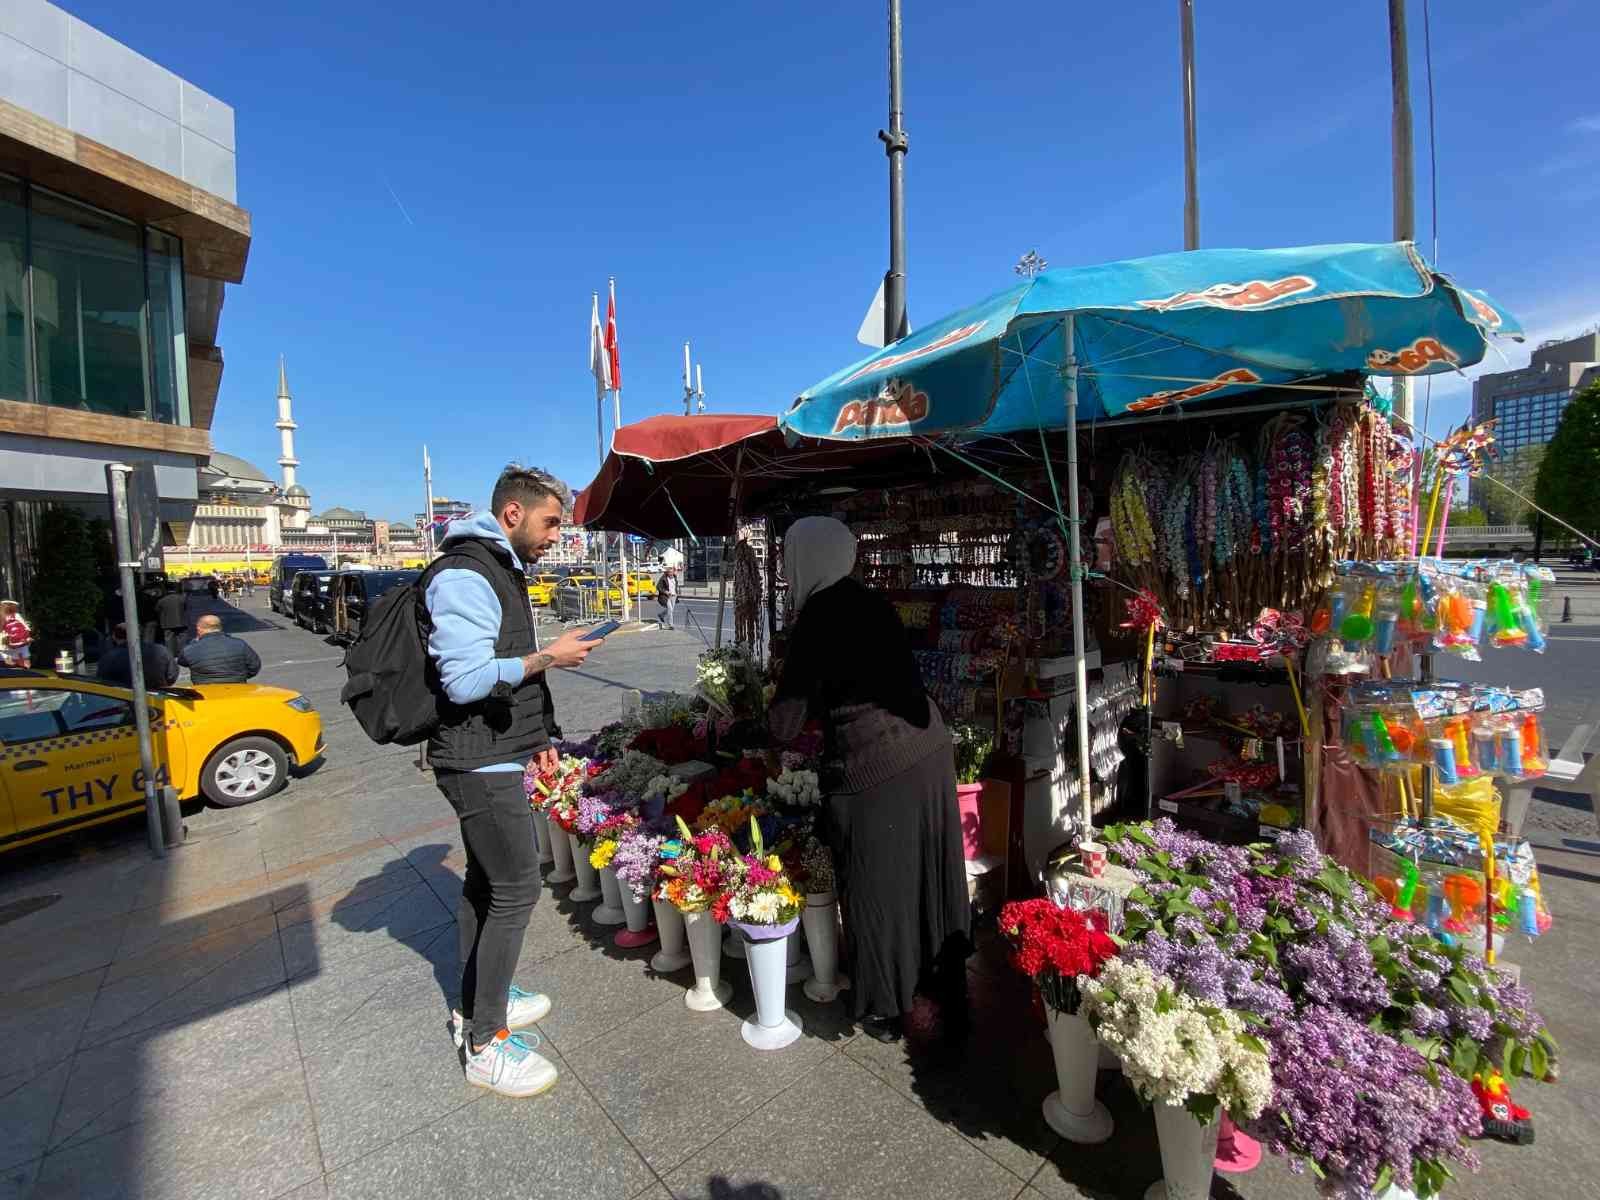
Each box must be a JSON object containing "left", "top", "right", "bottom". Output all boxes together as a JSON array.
[{"left": 339, "top": 578, "right": 438, "bottom": 746}]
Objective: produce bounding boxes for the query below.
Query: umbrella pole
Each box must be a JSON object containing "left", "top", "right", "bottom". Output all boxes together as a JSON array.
[
  {"left": 714, "top": 446, "right": 746, "bottom": 649},
  {"left": 1062, "top": 315, "right": 1095, "bottom": 843}
]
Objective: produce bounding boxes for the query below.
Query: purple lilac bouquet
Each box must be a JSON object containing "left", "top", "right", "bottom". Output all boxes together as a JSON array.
[
  {"left": 573, "top": 793, "right": 621, "bottom": 843},
  {"left": 1254, "top": 1007, "right": 1480, "bottom": 1199},
  {"left": 613, "top": 829, "right": 666, "bottom": 902},
  {"left": 1101, "top": 819, "right": 1557, "bottom": 1197}
]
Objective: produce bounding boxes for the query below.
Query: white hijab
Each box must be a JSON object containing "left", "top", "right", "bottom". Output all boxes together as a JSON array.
[{"left": 784, "top": 516, "right": 857, "bottom": 614}]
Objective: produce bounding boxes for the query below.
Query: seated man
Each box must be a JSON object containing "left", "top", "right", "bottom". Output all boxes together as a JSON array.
[
  {"left": 179, "top": 615, "right": 262, "bottom": 684},
  {"left": 97, "top": 623, "right": 178, "bottom": 691}
]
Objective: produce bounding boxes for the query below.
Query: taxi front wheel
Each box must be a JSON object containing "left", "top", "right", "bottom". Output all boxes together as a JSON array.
[{"left": 201, "top": 736, "right": 289, "bottom": 807}]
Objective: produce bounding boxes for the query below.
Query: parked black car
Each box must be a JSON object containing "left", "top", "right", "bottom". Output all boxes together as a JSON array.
[
  {"left": 291, "top": 571, "right": 336, "bottom": 633},
  {"left": 333, "top": 569, "right": 419, "bottom": 643}
]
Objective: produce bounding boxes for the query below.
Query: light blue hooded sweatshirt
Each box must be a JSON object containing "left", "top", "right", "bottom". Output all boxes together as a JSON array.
[{"left": 425, "top": 510, "right": 541, "bottom": 773}]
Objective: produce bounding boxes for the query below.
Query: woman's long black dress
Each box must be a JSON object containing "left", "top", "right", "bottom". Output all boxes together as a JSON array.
[{"left": 769, "top": 578, "right": 971, "bottom": 1020}]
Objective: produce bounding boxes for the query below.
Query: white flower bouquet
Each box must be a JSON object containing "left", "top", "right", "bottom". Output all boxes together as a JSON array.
[
  {"left": 642, "top": 774, "right": 689, "bottom": 807},
  {"left": 1079, "top": 958, "right": 1272, "bottom": 1125},
  {"left": 767, "top": 768, "right": 822, "bottom": 809}
]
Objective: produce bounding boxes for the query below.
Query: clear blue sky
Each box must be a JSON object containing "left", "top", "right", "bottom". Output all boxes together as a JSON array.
[{"left": 70, "top": 0, "right": 1600, "bottom": 520}]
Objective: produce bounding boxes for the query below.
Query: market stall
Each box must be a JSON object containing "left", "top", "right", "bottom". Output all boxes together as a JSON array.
[{"left": 553, "top": 240, "right": 1557, "bottom": 1199}]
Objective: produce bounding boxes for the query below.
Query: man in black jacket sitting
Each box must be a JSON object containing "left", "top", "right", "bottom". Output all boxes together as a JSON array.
[{"left": 178, "top": 615, "right": 261, "bottom": 683}]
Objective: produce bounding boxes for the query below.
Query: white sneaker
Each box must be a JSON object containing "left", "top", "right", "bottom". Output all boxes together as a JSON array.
[
  {"left": 450, "top": 986, "right": 553, "bottom": 1049},
  {"left": 463, "top": 1031, "right": 558, "bottom": 1098}
]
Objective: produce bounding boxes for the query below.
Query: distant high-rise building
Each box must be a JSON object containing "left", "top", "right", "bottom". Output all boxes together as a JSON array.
[{"left": 1469, "top": 331, "right": 1600, "bottom": 511}]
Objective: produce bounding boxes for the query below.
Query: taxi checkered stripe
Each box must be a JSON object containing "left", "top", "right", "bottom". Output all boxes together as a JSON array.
[{"left": 0, "top": 720, "right": 174, "bottom": 763}]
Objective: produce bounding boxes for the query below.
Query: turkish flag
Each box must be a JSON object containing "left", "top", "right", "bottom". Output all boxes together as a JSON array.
[{"left": 605, "top": 288, "right": 622, "bottom": 391}]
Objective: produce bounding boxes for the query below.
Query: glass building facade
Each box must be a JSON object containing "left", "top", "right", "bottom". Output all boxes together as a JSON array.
[
  {"left": 0, "top": 174, "right": 188, "bottom": 425},
  {"left": 1494, "top": 388, "right": 1571, "bottom": 455}
]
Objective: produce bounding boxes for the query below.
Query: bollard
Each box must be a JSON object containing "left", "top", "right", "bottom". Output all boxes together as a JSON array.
[{"left": 1562, "top": 596, "right": 1573, "bottom": 624}]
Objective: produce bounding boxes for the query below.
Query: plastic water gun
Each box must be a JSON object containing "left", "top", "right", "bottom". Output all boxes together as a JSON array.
[
  {"left": 1391, "top": 859, "right": 1419, "bottom": 922},
  {"left": 1340, "top": 584, "right": 1377, "bottom": 649},
  {"left": 1472, "top": 1070, "right": 1534, "bottom": 1145},
  {"left": 1370, "top": 713, "right": 1403, "bottom": 765},
  {"left": 1446, "top": 717, "right": 1478, "bottom": 779},
  {"left": 1487, "top": 582, "right": 1529, "bottom": 648},
  {"left": 1435, "top": 590, "right": 1477, "bottom": 652},
  {"left": 1521, "top": 713, "right": 1548, "bottom": 774},
  {"left": 1442, "top": 873, "right": 1484, "bottom": 936}
]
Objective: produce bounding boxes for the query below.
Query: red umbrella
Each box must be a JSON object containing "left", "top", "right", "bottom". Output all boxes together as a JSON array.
[{"left": 573, "top": 413, "right": 927, "bottom": 538}]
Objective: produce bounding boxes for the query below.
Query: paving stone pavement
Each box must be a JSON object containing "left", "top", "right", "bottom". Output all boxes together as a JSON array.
[{"left": 0, "top": 591, "right": 1595, "bottom": 1199}]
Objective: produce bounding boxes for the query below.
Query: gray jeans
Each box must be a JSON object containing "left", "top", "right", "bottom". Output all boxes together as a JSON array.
[
  {"left": 660, "top": 596, "right": 676, "bottom": 628},
  {"left": 436, "top": 769, "right": 542, "bottom": 1046}
]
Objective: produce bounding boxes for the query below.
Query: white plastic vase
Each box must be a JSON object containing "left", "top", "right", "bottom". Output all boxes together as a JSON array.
[
  {"left": 1145, "top": 1102, "right": 1220, "bottom": 1200},
  {"left": 1374, "top": 1186, "right": 1418, "bottom": 1200},
  {"left": 722, "top": 926, "right": 746, "bottom": 959},
  {"left": 650, "top": 898, "right": 692, "bottom": 972},
  {"left": 614, "top": 881, "right": 658, "bottom": 949},
  {"left": 740, "top": 931, "right": 803, "bottom": 1049},
  {"left": 593, "top": 866, "right": 627, "bottom": 925},
  {"left": 546, "top": 822, "right": 576, "bottom": 884},
  {"left": 532, "top": 809, "right": 556, "bottom": 865},
  {"left": 568, "top": 832, "right": 601, "bottom": 902},
  {"left": 1041, "top": 1009, "right": 1113, "bottom": 1144},
  {"left": 784, "top": 924, "right": 812, "bottom": 984},
  {"left": 801, "top": 891, "right": 848, "bottom": 1003},
  {"left": 682, "top": 910, "right": 732, "bottom": 1011}
]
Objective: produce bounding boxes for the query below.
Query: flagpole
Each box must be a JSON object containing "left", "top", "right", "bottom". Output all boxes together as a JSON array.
[
  {"left": 609, "top": 277, "right": 632, "bottom": 624},
  {"left": 423, "top": 445, "right": 436, "bottom": 561},
  {"left": 592, "top": 292, "right": 611, "bottom": 603}
]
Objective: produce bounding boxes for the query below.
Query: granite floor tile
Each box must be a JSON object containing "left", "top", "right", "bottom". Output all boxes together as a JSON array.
[
  {"left": 568, "top": 994, "right": 831, "bottom": 1173},
  {"left": 301, "top": 989, "right": 482, "bottom": 1169},
  {"left": 1027, "top": 1072, "right": 1162, "bottom": 1200},
  {"left": 0, "top": 1060, "right": 72, "bottom": 1172},
  {"left": 2, "top": 915, "right": 129, "bottom": 994},
  {"left": 279, "top": 880, "right": 453, "bottom": 979},
  {"left": 116, "top": 880, "right": 277, "bottom": 955},
  {"left": 271, "top": 1179, "right": 330, "bottom": 1199},
  {"left": 0, "top": 1158, "right": 38, "bottom": 1200},
  {"left": 274, "top": 857, "right": 426, "bottom": 930},
  {"left": 49, "top": 987, "right": 300, "bottom": 1151},
  {"left": 842, "top": 991, "right": 1062, "bottom": 1183},
  {"left": 83, "top": 926, "right": 286, "bottom": 1043},
  {"left": 28, "top": 1065, "right": 321, "bottom": 1200},
  {"left": 105, "top": 906, "right": 285, "bottom": 986},
  {"left": 663, "top": 1055, "right": 1019, "bottom": 1200},
  {"left": 323, "top": 1044, "right": 655, "bottom": 1200},
  {"left": 525, "top": 934, "right": 683, "bottom": 1052},
  {"left": 0, "top": 975, "right": 103, "bottom": 1077},
  {"left": 287, "top": 924, "right": 458, "bottom": 1054}
]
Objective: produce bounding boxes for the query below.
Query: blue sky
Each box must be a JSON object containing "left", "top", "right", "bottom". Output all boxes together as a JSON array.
[{"left": 71, "top": 0, "right": 1600, "bottom": 520}]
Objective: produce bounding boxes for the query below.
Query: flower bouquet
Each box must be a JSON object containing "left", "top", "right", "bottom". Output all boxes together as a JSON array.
[
  {"left": 696, "top": 645, "right": 766, "bottom": 721},
  {"left": 999, "top": 898, "right": 1121, "bottom": 1143},
  {"left": 588, "top": 750, "right": 668, "bottom": 806},
  {"left": 604, "top": 822, "right": 659, "bottom": 948},
  {"left": 641, "top": 773, "right": 689, "bottom": 822},
  {"left": 1099, "top": 819, "right": 1557, "bottom": 1197},
  {"left": 726, "top": 817, "right": 806, "bottom": 1049},
  {"left": 629, "top": 724, "right": 705, "bottom": 766},
  {"left": 1081, "top": 959, "right": 1273, "bottom": 1198},
  {"left": 525, "top": 753, "right": 588, "bottom": 880},
  {"left": 586, "top": 804, "right": 636, "bottom": 925},
  {"left": 660, "top": 819, "right": 738, "bottom": 1010},
  {"left": 767, "top": 768, "right": 822, "bottom": 810},
  {"left": 694, "top": 791, "right": 768, "bottom": 841}
]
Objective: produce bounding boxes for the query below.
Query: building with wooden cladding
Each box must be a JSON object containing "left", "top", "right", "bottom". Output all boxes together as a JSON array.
[{"left": 0, "top": 0, "right": 250, "bottom": 598}]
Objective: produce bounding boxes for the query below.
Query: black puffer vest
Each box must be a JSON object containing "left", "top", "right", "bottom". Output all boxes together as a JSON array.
[{"left": 423, "top": 537, "right": 556, "bottom": 771}]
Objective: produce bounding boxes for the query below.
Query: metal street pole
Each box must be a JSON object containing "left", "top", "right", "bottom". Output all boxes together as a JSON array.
[
  {"left": 1389, "top": 0, "right": 1416, "bottom": 431},
  {"left": 879, "top": 0, "right": 909, "bottom": 345},
  {"left": 106, "top": 464, "right": 166, "bottom": 858},
  {"left": 1179, "top": 0, "right": 1200, "bottom": 250},
  {"left": 610, "top": 277, "right": 632, "bottom": 623}
]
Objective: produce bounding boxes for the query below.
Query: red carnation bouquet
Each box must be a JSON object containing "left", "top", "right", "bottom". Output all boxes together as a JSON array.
[
  {"left": 629, "top": 725, "right": 706, "bottom": 766},
  {"left": 998, "top": 898, "right": 1119, "bottom": 1015}
]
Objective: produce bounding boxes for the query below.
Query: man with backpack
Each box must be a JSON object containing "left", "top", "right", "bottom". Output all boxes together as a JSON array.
[{"left": 422, "top": 465, "right": 602, "bottom": 1098}]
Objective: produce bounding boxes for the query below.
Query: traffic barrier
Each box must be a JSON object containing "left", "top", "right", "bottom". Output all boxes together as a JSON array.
[{"left": 1562, "top": 596, "right": 1573, "bottom": 624}]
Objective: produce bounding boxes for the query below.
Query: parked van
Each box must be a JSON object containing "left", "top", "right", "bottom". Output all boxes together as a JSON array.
[
  {"left": 269, "top": 554, "right": 328, "bottom": 614},
  {"left": 332, "top": 569, "right": 419, "bottom": 643}
]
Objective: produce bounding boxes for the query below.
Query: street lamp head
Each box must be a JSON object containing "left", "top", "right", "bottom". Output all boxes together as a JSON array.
[{"left": 1015, "top": 250, "right": 1047, "bottom": 279}]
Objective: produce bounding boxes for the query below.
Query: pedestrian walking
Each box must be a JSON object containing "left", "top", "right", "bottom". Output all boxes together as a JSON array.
[
  {"left": 97, "top": 623, "right": 178, "bottom": 691},
  {"left": 424, "top": 464, "right": 608, "bottom": 1097},
  {"left": 656, "top": 564, "right": 679, "bottom": 630},
  {"left": 0, "top": 599, "right": 32, "bottom": 667},
  {"left": 155, "top": 584, "right": 188, "bottom": 659},
  {"left": 178, "top": 614, "right": 262, "bottom": 683}
]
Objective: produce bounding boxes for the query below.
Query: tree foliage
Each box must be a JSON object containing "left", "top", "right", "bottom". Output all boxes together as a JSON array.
[
  {"left": 1451, "top": 506, "right": 1488, "bottom": 528},
  {"left": 27, "top": 508, "right": 104, "bottom": 643},
  {"left": 1534, "top": 381, "right": 1600, "bottom": 538}
]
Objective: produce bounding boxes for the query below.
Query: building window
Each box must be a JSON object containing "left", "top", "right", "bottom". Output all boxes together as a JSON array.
[
  {"left": 1, "top": 178, "right": 25, "bottom": 403},
  {"left": 0, "top": 176, "right": 188, "bottom": 424}
]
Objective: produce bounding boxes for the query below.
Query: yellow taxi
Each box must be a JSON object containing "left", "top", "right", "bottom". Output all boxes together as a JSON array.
[
  {"left": 526, "top": 573, "right": 563, "bottom": 607},
  {"left": 610, "top": 571, "right": 657, "bottom": 599},
  {"left": 564, "top": 574, "right": 625, "bottom": 604},
  {"left": 0, "top": 668, "right": 324, "bottom": 853}
]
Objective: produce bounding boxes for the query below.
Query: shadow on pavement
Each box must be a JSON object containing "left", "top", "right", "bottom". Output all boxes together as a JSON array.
[
  {"left": 706, "top": 1179, "right": 784, "bottom": 1199},
  {"left": 330, "top": 846, "right": 458, "bottom": 1009}
]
